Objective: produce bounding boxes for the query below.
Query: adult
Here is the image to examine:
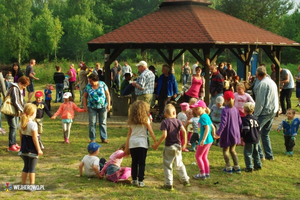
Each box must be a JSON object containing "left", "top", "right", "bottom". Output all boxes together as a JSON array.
[
  {"left": 254, "top": 66, "right": 278, "bottom": 160},
  {"left": 78, "top": 63, "right": 90, "bottom": 108},
  {"left": 111, "top": 61, "right": 121, "bottom": 92},
  {"left": 149, "top": 65, "right": 158, "bottom": 107},
  {"left": 225, "top": 63, "right": 236, "bottom": 81},
  {"left": 5, "top": 76, "right": 30, "bottom": 151},
  {"left": 279, "top": 67, "right": 294, "bottom": 115},
  {"left": 53, "top": 66, "right": 65, "bottom": 103},
  {"left": 121, "top": 61, "right": 132, "bottom": 81},
  {"left": 83, "top": 73, "right": 111, "bottom": 144},
  {"left": 12, "top": 62, "right": 24, "bottom": 97},
  {"left": 191, "top": 61, "right": 199, "bottom": 75},
  {"left": 115, "top": 60, "right": 122, "bottom": 87},
  {"left": 218, "top": 62, "right": 227, "bottom": 80},
  {"left": 132, "top": 61, "right": 155, "bottom": 105},
  {"left": 270, "top": 64, "right": 276, "bottom": 82},
  {"left": 181, "top": 62, "right": 191, "bottom": 85},
  {"left": 67, "top": 63, "right": 76, "bottom": 101},
  {"left": 182, "top": 66, "right": 205, "bottom": 102},
  {"left": 0, "top": 72, "right": 6, "bottom": 135},
  {"left": 209, "top": 64, "right": 224, "bottom": 108},
  {"left": 25, "top": 59, "right": 39, "bottom": 102},
  {"left": 156, "top": 64, "right": 178, "bottom": 121},
  {"left": 92, "top": 62, "right": 105, "bottom": 82}
]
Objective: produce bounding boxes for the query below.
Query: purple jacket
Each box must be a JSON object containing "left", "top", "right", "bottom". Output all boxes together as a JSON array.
[{"left": 216, "top": 105, "right": 242, "bottom": 148}]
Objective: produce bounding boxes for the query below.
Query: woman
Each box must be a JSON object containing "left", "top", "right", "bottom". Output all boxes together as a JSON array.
[
  {"left": 5, "top": 76, "right": 30, "bottom": 151},
  {"left": 182, "top": 66, "right": 205, "bottom": 102},
  {"left": 83, "top": 73, "right": 111, "bottom": 144},
  {"left": 12, "top": 62, "right": 25, "bottom": 96},
  {"left": 53, "top": 66, "right": 65, "bottom": 103},
  {"left": 68, "top": 63, "right": 76, "bottom": 101}
]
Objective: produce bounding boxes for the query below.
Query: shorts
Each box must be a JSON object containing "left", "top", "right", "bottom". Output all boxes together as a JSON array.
[
  {"left": 34, "top": 118, "right": 43, "bottom": 134},
  {"left": 27, "top": 80, "right": 34, "bottom": 93},
  {"left": 296, "top": 88, "right": 300, "bottom": 98}
]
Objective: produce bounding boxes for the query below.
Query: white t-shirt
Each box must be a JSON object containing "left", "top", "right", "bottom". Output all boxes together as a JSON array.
[
  {"left": 177, "top": 112, "right": 187, "bottom": 123},
  {"left": 18, "top": 120, "right": 38, "bottom": 136},
  {"left": 192, "top": 64, "right": 198, "bottom": 75},
  {"left": 128, "top": 119, "right": 150, "bottom": 149},
  {"left": 81, "top": 155, "right": 100, "bottom": 177}
]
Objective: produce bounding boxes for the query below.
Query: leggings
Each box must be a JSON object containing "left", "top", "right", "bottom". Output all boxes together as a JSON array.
[
  {"left": 21, "top": 156, "right": 38, "bottom": 173},
  {"left": 223, "top": 145, "right": 239, "bottom": 168},
  {"left": 195, "top": 143, "right": 212, "bottom": 174},
  {"left": 62, "top": 122, "right": 72, "bottom": 139},
  {"left": 130, "top": 147, "right": 147, "bottom": 182}
]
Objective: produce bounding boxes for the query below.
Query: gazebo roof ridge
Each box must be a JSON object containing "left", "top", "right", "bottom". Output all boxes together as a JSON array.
[{"left": 160, "top": 0, "right": 212, "bottom": 8}]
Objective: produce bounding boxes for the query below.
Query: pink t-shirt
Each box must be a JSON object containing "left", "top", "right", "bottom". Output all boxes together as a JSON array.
[
  {"left": 68, "top": 68, "right": 76, "bottom": 82},
  {"left": 185, "top": 76, "right": 203, "bottom": 98},
  {"left": 234, "top": 92, "right": 255, "bottom": 117}
]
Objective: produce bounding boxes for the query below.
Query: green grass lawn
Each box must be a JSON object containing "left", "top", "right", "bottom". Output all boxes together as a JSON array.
[{"left": 1, "top": 85, "right": 300, "bottom": 199}]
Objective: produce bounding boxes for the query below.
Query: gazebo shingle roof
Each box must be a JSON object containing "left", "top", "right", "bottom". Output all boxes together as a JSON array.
[{"left": 88, "top": 0, "right": 299, "bottom": 50}]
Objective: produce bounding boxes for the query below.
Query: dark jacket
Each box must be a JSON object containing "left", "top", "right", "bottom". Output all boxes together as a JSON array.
[
  {"left": 210, "top": 71, "right": 224, "bottom": 95},
  {"left": 53, "top": 72, "right": 65, "bottom": 84},
  {"left": 32, "top": 100, "right": 52, "bottom": 119},
  {"left": 241, "top": 115, "right": 260, "bottom": 144}
]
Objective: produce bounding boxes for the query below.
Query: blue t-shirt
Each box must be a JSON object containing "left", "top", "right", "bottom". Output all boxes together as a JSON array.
[
  {"left": 198, "top": 113, "right": 214, "bottom": 145},
  {"left": 44, "top": 89, "right": 52, "bottom": 100}
]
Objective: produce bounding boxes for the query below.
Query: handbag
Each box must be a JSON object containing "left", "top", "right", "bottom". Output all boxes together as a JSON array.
[{"left": 1, "top": 87, "right": 18, "bottom": 116}]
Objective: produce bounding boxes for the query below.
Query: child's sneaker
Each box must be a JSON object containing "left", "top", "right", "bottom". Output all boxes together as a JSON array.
[
  {"left": 244, "top": 168, "right": 253, "bottom": 172},
  {"left": 182, "top": 148, "right": 189, "bottom": 152},
  {"left": 289, "top": 151, "right": 293, "bottom": 156},
  {"left": 254, "top": 166, "right": 262, "bottom": 171},
  {"left": 222, "top": 168, "right": 232, "bottom": 174},
  {"left": 138, "top": 181, "right": 145, "bottom": 187},
  {"left": 0, "top": 128, "right": 6, "bottom": 135},
  {"left": 162, "top": 184, "right": 174, "bottom": 191},
  {"left": 15, "top": 143, "right": 21, "bottom": 150},
  {"left": 193, "top": 174, "right": 206, "bottom": 180},
  {"left": 285, "top": 151, "right": 289, "bottom": 155},
  {"left": 8, "top": 145, "right": 19, "bottom": 152},
  {"left": 205, "top": 174, "right": 210, "bottom": 179},
  {"left": 183, "top": 181, "right": 191, "bottom": 186},
  {"left": 232, "top": 167, "right": 241, "bottom": 174},
  {"left": 132, "top": 180, "right": 138, "bottom": 186}
]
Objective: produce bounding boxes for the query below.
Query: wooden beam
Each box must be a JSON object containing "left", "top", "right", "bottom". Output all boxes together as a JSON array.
[
  {"left": 210, "top": 47, "right": 225, "bottom": 64},
  {"left": 168, "top": 48, "right": 174, "bottom": 66},
  {"left": 228, "top": 48, "right": 244, "bottom": 63},
  {"left": 156, "top": 49, "right": 169, "bottom": 64},
  {"left": 236, "top": 48, "right": 246, "bottom": 61},
  {"left": 172, "top": 49, "right": 186, "bottom": 63},
  {"left": 187, "top": 48, "right": 205, "bottom": 66}
]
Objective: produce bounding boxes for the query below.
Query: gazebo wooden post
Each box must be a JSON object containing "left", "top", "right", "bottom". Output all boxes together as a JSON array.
[
  {"left": 104, "top": 48, "right": 111, "bottom": 87},
  {"left": 203, "top": 47, "right": 210, "bottom": 105}
]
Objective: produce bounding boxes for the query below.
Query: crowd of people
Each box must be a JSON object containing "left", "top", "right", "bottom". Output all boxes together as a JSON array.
[{"left": 0, "top": 59, "right": 299, "bottom": 189}]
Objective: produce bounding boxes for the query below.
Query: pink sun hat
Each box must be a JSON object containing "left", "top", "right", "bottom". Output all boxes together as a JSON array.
[{"left": 189, "top": 100, "right": 207, "bottom": 108}]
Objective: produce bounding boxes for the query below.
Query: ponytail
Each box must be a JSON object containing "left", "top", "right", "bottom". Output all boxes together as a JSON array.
[
  {"left": 228, "top": 98, "right": 234, "bottom": 108},
  {"left": 20, "top": 103, "right": 37, "bottom": 130},
  {"left": 20, "top": 114, "right": 30, "bottom": 130}
]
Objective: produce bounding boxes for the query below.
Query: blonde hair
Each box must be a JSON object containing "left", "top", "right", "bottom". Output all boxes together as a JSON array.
[
  {"left": 205, "top": 107, "right": 211, "bottom": 115},
  {"left": 236, "top": 82, "right": 245, "bottom": 90},
  {"left": 164, "top": 104, "right": 175, "bottom": 117},
  {"left": 225, "top": 99, "right": 234, "bottom": 108},
  {"left": 20, "top": 103, "right": 37, "bottom": 130},
  {"left": 128, "top": 100, "right": 150, "bottom": 125},
  {"left": 189, "top": 98, "right": 197, "bottom": 106}
]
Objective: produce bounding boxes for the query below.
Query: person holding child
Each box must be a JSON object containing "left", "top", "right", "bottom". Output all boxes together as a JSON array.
[
  {"left": 79, "top": 142, "right": 102, "bottom": 178},
  {"left": 51, "top": 92, "right": 85, "bottom": 143},
  {"left": 216, "top": 91, "right": 242, "bottom": 174},
  {"left": 18, "top": 103, "right": 43, "bottom": 185},
  {"left": 241, "top": 102, "right": 262, "bottom": 172},
  {"left": 32, "top": 91, "right": 52, "bottom": 149},
  {"left": 277, "top": 108, "right": 300, "bottom": 156},
  {"left": 152, "top": 104, "right": 190, "bottom": 190},
  {"left": 100, "top": 143, "right": 131, "bottom": 184},
  {"left": 124, "top": 100, "right": 157, "bottom": 188},
  {"left": 190, "top": 100, "right": 215, "bottom": 180}
]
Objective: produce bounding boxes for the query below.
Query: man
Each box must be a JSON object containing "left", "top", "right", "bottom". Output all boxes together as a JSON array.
[
  {"left": 111, "top": 61, "right": 121, "bottom": 92},
  {"left": 78, "top": 63, "right": 90, "bottom": 108},
  {"left": 132, "top": 61, "right": 155, "bottom": 104},
  {"left": 209, "top": 64, "right": 224, "bottom": 108},
  {"left": 279, "top": 67, "right": 294, "bottom": 115},
  {"left": 191, "top": 61, "right": 199, "bottom": 75},
  {"left": 270, "top": 64, "right": 276, "bottom": 82},
  {"left": 121, "top": 61, "right": 132, "bottom": 81},
  {"left": 254, "top": 66, "right": 279, "bottom": 161},
  {"left": 25, "top": 59, "right": 39, "bottom": 102},
  {"left": 149, "top": 65, "right": 158, "bottom": 107},
  {"left": 156, "top": 64, "right": 178, "bottom": 121},
  {"left": 225, "top": 63, "right": 236, "bottom": 81}
]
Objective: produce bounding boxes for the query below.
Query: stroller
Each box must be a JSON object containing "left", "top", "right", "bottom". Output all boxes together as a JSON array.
[{"left": 63, "top": 75, "right": 70, "bottom": 93}]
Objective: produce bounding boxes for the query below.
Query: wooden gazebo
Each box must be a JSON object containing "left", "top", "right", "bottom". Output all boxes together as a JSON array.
[{"left": 88, "top": 0, "right": 300, "bottom": 104}]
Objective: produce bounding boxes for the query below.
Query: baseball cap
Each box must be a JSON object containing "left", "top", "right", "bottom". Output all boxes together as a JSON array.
[
  {"left": 63, "top": 92, "right": 72, "bottom": 99},
  {"left": 35, "top": 91, "right": 43, "bottom": 98},
  {"left": 180, "top": 102, "right": 189, "bottom": 111},
  {"left": 216, "top": 96, "right": 224, "bottom": 104},
  {"left": 243, "top": 102, "right": 255, "bottom": 113},
  {"left": 223, "top": 91, "right": 234, "bottom": 100},
  {"left": 136, "top": 61, "right": 147, "bottom": 68},
  {"left": 88, "top": 142, "right": 101, "bottom": 153},
  {"left": 190, "top": 100, "right": 207, "bottom": 108}
]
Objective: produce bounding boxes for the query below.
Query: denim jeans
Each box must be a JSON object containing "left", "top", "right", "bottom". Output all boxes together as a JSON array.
[
  {"left": 88, "top": 107, "right": 107, "bottom": 141},
  {"left": 257, "top": 113, "right": 275, "bottom": 159},
  {"left": 80, "top": 89, "right": 85, "bottom": 108},
  {"left": 209, "top": 93, "right": 223, "bottom": 109},
  {"left": 182, "top": 74, "right": 189, "bottom": 85},
  {"left": 243, "top": 143, "right": 261, "bottom": 169},
  {"left": 55, "top": 83, "right": 64, "bottom": 102},
  {"left": 280, "top": 88, "right": 293, "bottom": 114},
  {"left": 5, "top": 115, "right": 19, "bottom": 147}
]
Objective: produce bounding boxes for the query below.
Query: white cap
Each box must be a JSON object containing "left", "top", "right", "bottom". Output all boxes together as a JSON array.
[
  {"left": 136, "top": 61, "right": 147, "bottom": 68},
  {"left": 63, "top": 92, "right": 72, "bottom": 99}
]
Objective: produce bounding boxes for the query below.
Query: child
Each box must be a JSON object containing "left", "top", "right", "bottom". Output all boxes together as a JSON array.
[
  {"left": 153, "top": 104, "right": 190, "bottom": 190},
  {"left": 187, "top": 106, "right": 200, "bottom": 152},
  {"left": 190, "top": 100, "right": 215, "bottom": 180},
  {"left": 277, "top": 108, "right": 300, "bottom": 156},
  {"left": 210, "top": 96, "right": 224, "bottom": 146},
  {"left": 124, "top": 100, "right": 157, "bottom": 187},
  {"left": 51, "top": 92, "right": 85, "bottom": 143},
  {"left": 100, "top": 143, "right": 131, "bottom": 183},
  {"left": 241, "top": 102, "right": 262, "bottom": 172},
  {"left": 234, "top": 83, "right": 255, "bottom": 117},
  {"left": 79, "top": 142, "right": 102, "bottom": 178},
  {"left": 18, "top": 103, "right": 43, "bottom": 185},
  {"left": 186, "top": 98, "right": 197, "bottom": 145},
  {"left": 295, "top": 65, "right": 300, "bottom": 107},
  {"left": 177, "top": 102, "right": 189, "bottom": 152},
  {"left": 5, "top": 71, "right": 14, "bottom": 83},
  {"left": 44, "top": 84, "right": 52, "bottom": 111},
  {"left": 216, "top": 91, "right": 242, "bottom": 174},
  {"left": 120, "top": 73, "right": 132, "bottom": 96},
  {"left": 32, "top": 91, "right": 52, "bottom": 149}
]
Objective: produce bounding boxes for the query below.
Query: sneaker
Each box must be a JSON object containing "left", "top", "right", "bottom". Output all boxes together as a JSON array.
[
  {"left": 187, "top": 142, "right": 191, "bottom": 146},
  {"left": 138, "top": 181, "right": 145, "bottom": 187},
  {"left": 8, "top": 145, "right": 19, "bottom": 152},
  {"left": 183, "top": 148, "right": 189, "bottom": 152},
  {"left": 65, "top": 138, "right": 70, "bottom": 144},
  {"left": 244, "top": 168, "right": 253, "bottom": 172},
  {"left": 260, "top": 157, "right": 265, "bottom": 161},
  {"left": 193, "top": 174, "right": 206, "bottom": 180},
  {"left": 232, "top": 168, "right": 241, "bottom": 174},
  {"left": 222, "top": 168, "right": 232, "bottom": 174},
  {"left": 205, "top": 174, "right": 210, "bottom": 178},
  {"left": 15, "top": 143, "right": 21, "bottom": 150},
  {"left": 265, "top": 157, "right": 274, "bottom": 161},
  {"left": 0, "top": 128, "right": 6, "bottom": 135},
  {"left": 102, "top": 139, "right": 109, "bottom": 144},
  {"left": 254, "top": 167, "right": 262, "bottom": 171},
  {"left": 132, "top": 180, "right": 138, "bottom": 186},
  {"left": 285, "top": 151, "right": 289, "bottom": 155},
  {"left": 188, "top": 148, "right": 195, "bottom": 152},
  {"left": 289, "top": 151, "right": 294, "bottom": 156},
  {"left": 183, "top": 181, "right": 191, "bottom": 186},
  {"left": 162, "top": 184, "right": 174, "bottom": 191}
]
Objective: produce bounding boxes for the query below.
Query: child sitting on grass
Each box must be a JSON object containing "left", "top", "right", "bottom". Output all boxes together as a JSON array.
[
  {"left": 277, "top": 108, "right": 300, "bottom": 156},
  {"left": 78, "top": 142, "right": 102, "bottom": 178},
  {"left": 241, "top": 102, "right": 262, "bottom": 172},
  {"left": 100, "top": 143, "right": 131, "bottom": 184},
  {"left": 153, "top": 104, "right": 190, "bottom": 190}
]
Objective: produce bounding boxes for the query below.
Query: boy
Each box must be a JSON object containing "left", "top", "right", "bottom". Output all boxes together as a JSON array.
[
  {"left": 44, "top": 84, "right": 52, "bottom": 111},
  {"left": 152, "top": 104, "right": 190, "bottom": 190},
  {"left": 210, "top": 96, "right": 224, "bottom": 146},
  {"left": 32, "top": 91, "right": 52, "bottom": 149},
  {"left": 120, "top": 73, "right": 132, "bottom": 95},
  {"left": 79, "top": 142, "right": 102, "bottom": 178},
  {"left": 241, "top": 102, "right": 261, "bottom": 172},
  {"left": 277, "top": 108, "right": 300, "bottom": 156}
]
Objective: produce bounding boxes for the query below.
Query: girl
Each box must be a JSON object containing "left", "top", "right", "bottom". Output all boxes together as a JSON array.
[
  {"left": 187, "top": 107, "right": 200, "bottom": 152},
  {"left": 216, "top": 91, "right": 242, "bottom": 174},
  {"left": 234, "top": 82, "right": 255, "bottom": 117},
  {"left": 177, "top": 102, "right": 189, "bottom": 152},
  {"left": 51, "top": 92, "right": 85, "bottom": 143},
  {"left": 190, "top": 100, "right": 215, "bottom": 180},
  {"left": 186, "top": 98, "right": 197, "bottom": 145},
  {"left": 124, "top": 100, "right": 157, "bottom": 187},
  {"left": 18, "top": 103, "right": 43, "bottom": 185},
  {"left": 100, "top": 143, "right": 131, "bottom": 184}
]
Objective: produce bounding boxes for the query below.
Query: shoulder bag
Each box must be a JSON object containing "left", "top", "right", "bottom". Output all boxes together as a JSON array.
[{"left": 1, "top": 87, "right": 18, "bottom": 116}]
